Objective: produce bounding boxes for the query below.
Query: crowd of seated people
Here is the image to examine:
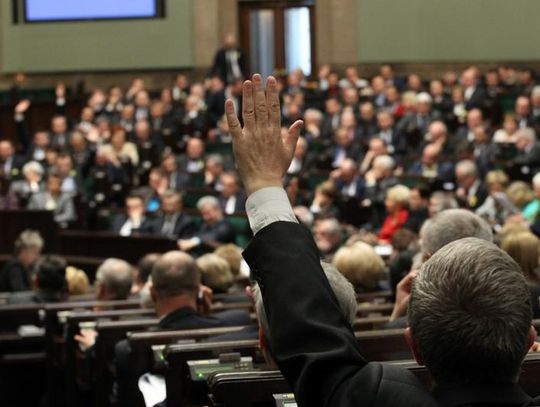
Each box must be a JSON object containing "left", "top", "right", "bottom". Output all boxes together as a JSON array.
[{"left": 4, "top": 63, "right": 540, "bottom": 405}]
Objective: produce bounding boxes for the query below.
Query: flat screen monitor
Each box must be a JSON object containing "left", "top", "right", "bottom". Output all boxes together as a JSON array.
[{"left": 24, "top": 0, "right": 164, "bottom": 22}]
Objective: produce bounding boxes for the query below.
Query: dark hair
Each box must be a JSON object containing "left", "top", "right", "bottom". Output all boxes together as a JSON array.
[
  {"left": 36, "top": 255, "right": 67, "bottom": 295},
  {"left": 137, "top": 253, "right": 160, "bottom": 285},
  {"left": 413, "top": 185, "right": 431, "bottom": 201}
]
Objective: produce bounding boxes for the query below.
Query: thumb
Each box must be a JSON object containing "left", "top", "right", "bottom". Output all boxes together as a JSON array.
[{"left": 283, "top": 120, "right": 304, "bottom": 152}]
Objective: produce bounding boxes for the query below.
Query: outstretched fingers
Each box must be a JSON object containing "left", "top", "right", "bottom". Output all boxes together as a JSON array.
[
  {"left": 252, "top": 74, "right": 269, "bottom": 130},
  {"left": 242, "top": 80, "right": 256, "bottom": 131},
  {"left": 266, "top": 76, "right": 281, "bottom": 130},
  {"left": 225, "top": 99, "right": 242, "bottom": 139},
  {"left": 283, "top": 120, "right": 304, "bottom": 153}
]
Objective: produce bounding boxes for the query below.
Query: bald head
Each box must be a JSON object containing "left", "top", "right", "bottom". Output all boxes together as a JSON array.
[{"left": 152, "top": 251, "right": 200, "bottom": 299}]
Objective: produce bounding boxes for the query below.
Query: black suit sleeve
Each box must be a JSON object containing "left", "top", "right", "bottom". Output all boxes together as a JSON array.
[{"left": 243, "top": 222, "right": 374, "bottom": 406}]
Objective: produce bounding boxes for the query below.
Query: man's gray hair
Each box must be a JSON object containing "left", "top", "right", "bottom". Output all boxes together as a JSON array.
[
  {"left": 533, "top": 172, "right": 540, "bottom": 190},
  {"left": 421, "top": 209, "right": 492, "bottom": 256},
  {"left": 206, "top": 154, "right": 224, "bottom": 166},
  {"left": 516, "top": 127, "right": 536, "bottom": 143},
  {"left": 456, "top": 160, "right": 478, "bottom": 177},
  {"left": 532, "top": 85, "right": 540, "bottom": 99},
  {"left": 14, "top": 230, "right": 44, "bottom": 254},
  {"left": 197, "top": 195, "right": 220, "bottom": 211},
  {"left": 374, "top": 155, "right": 395, "bottom": 171},
  {"left": 152, "top": 251, "right": 200, "bottom": 298},
  {"left": 409, "top": 237, "right": 532, "bottom": 384},
  {"left": 253, "top": 262, "right": 357, "bottom": 343},
  {"left": 95, "top": 258, "right": 134, "bottom": 300},
  {"left": 23, "top": 161, "right": 44, "bottom": 177}
]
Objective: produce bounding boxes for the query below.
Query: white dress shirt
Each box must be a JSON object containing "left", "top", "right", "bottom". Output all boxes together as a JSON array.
[{"left": 245, "top": 187, "right": 297, "bottom": 235}]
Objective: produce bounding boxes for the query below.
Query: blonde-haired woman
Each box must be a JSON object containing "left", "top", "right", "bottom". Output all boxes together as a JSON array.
[
  {"left": 379, "top": 185, "right": 411, "bottom": 243},
  {"left": 333, "top": 242, "right": 385, "bottom": 293},
  {"left": 501, "top": 231, "right": 540, "bottom": 318}
]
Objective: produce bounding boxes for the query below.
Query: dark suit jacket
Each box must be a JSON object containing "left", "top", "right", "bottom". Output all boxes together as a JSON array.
[
  {"left": 243, "top": 222, "right": 540, "bottom": 406},
  {"left": 219, "top": 193, "right": 247, "bottom": 214},
  {"left": 408, "top": 161, "right": 455, "bottom": 182},
  {"left": 191, "top": 219, "right": 236, "bottom": 255},
  {"left": 515, "top": 143, "right": 540, "bottom": 171},
  {"left": 464, "top": 87, "right": 487, "bottom": 111},
  {"left": 0, "top": 259, "right": 32, "bottom": 292},
  {"left": 110, "top": 215, "right": 154, "bottom": 235},
  {"left": 114, "top": 306, "right": 251, "bottom": 407},
  {"left": 210, "top": 48, "right": 248, "bottom": 83},
  {"left": 151, "top": 213, "right": 197, "bottom": 239}
]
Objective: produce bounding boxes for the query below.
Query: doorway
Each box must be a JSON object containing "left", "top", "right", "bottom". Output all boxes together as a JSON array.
[{"left": 239, "top": 0, "right": 316, "bottom": 78}]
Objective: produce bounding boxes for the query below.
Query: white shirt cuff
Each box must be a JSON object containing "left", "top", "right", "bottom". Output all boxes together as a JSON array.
[{"left": 245, "top": 187, "right": 298, "bottom": 235}]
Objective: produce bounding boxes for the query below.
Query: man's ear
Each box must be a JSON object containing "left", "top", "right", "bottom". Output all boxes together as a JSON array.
[
  {"left": 528, "top": 325, "right": 537, "bottom": 350},
  {"left": 96, "top": 282, "right": 105, "bottom": 300},
  {"left": 405, "top": 327, "right": 424, "bottom": 366},
  {"left": 258, "top": 326, "right": 267, "bottom": 351},
  {"left": 32, "top": 274, "right": 39, "bottom": 291},
  {"left": 150, "top": 285, "right": 157, "bottom": 304}
]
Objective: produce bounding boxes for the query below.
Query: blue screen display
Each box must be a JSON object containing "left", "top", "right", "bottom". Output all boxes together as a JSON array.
[{"left": 25, "top": 0, "right": 158, "bottom": 21}]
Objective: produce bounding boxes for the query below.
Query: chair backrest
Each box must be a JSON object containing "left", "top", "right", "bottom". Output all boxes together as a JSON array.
[
  {"left": 63, "top": 308, "right": 155, "bottom": 407},
  {"left": 164, "top": 339, "right": 261, "bottom": 407},
  {"left": 206, "top": 353, "right": 540, "bottom": 406}
]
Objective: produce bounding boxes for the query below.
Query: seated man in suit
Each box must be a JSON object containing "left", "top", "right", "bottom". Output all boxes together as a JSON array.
[
  {"left": 514, "top": 127, "right": 540, "bottom": 173},
  {"left": 0, "top": 230, "right": 43, "bottom": 292},
  {"left": 454, "top": 159, "right": 488, "bottom": 210},
  {"left": 27, "top": 171, "right": 77, "bottom": 228},
  {"left": 408, "top": 143, "right": 454, "bottom": 181},
  {"left": 219, "top": 171, "right": 246, "bottom": 215},
  {"left": 178, "top": 196, "right": 236, "bottom": 254},
  {"left": 9, "top": 255, "right": 68, "bottom": 304},
  {"left": 111, "top": 194, "right": 154, "bottom": 236},
  {"left": 329, "top": 158, "right": 365, "bottom": 199},
  {"left": 387, "top": 208, "right": 493, "bottom": 328},
  {"left": 0, "top": 140, "right": 26, "bottom": 181},
  {"left": 95, "top": 258, "right": 134, "bottom": 301},
  {"left": 225, "top": 74, "right": 540, "bottom": 406},
  {"left": 253, "top": 262, "right": 357, "bottom": 364},
  {"left": 151, "top": 190, "right": 197, "bottom": 239},
  {"left": 178, "top": 195, "right": 235, "bottom": 254},
  {"left": 114, "top": 250, "right": 251, "bottom": 405},
  {"left": 9, "top": 161, "right": 45, "bottom": 208}
]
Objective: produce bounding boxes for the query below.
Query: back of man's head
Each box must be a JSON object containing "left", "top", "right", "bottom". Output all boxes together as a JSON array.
[
  {"left": 95, "top": 258, "right": 134, "bottom": 300},
  {"left": 409, "top": 238, "right": 532, "bottom": 384},
  {"left": 36, "top": 255, "right": 67, "bottom": 296},
  {"left": 253, "top": 262, "right": 356, "bottom": 344},
  {"left": 421, "top": 209, "right": 492, "bottom": 257},
  {"left": 151, "top": 251, "right": 200, "bottom": 300}
]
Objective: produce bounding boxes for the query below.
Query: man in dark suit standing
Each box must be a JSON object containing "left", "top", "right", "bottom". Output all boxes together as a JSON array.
[
  {"left": 151, "top": 190, "right": 197, "bottom": 239},
  {"left": 210, "top": 34, "right": 248, "bottom": 84},
  {"left": 462, "top": 67, "right": 487, "bottom": 111},
  {"left": 225, "top": 74, "right": 540, "bottom": 406}
]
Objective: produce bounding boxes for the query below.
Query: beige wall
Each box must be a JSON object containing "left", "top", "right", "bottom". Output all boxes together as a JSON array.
[
  {"left": 0, "top": 1, "right": 193, "bottom": 74},
  {"left": 316, "top": 0, "right": 358, "bottom": 67},
  {"left": 4, "top": 0, "right": 540, "bottom": 91},
  {"left": 357, "top": 0, "right": 540, "bottom": 63}
]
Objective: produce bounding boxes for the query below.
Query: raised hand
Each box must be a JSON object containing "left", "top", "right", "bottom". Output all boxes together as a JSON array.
[
  {"left": 14, "top": 99, "right": 31, "bottom": 115},
  {"left": 55, "top": 82, "right": 66, "bottom": 99},
  {"left": 225, "top": 74, "right": 303, "bottom": 195}
]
